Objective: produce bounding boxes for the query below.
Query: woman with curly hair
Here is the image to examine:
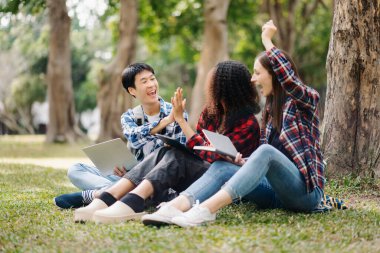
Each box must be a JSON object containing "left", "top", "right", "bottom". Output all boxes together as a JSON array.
[{"left": 74, "top": 60, "right": 262, "bottom": 224}]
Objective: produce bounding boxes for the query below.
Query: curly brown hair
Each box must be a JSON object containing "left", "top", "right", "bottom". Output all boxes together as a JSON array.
[{"left": 204, "top": 60, "right": 261, "bottom": 130}]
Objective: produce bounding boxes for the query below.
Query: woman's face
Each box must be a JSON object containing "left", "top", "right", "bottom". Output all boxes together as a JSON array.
[{"left": 251, "top": 59, "right": 273, "bottom": 97}]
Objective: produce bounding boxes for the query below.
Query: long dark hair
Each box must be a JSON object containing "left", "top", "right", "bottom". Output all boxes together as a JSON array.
[
  {"left": 256, "top": 50, "right": 301, "bottom": 132},
  {"left": 204, "top": 60, "right": 260, "bottom": 131}
]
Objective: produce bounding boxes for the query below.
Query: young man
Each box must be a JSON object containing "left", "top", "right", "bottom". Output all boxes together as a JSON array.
[{"left": 54, "top": 63, "right": 187, "bottom": 209}]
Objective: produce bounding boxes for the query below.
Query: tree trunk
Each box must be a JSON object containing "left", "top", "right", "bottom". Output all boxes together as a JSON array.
[
  {"left": 97, "top": 0, "right": 138, "bottom": 142},
  {"left": 46, "top": 0, "right": 82, "bottom": 143},
  {"left": 322, "top": 0, "right": 380, "bottom": 178},
  {"left": 188, "top": 0, "right": 230, "bottom": 127}
]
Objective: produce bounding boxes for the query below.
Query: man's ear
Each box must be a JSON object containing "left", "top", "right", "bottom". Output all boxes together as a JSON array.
[{"left": 128, "top": 87, "right": 136, "bottom": 97}]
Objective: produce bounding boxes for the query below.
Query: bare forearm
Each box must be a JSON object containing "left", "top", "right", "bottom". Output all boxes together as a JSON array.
[
  {"left": 176, "top": 118, "right": 196, "bottom": 140},
  {"left": 150, "top": 117, "right": 172, "bottom": 135},
  {"left": 262, "top": 38, "right": 275, "bottom": 51}
]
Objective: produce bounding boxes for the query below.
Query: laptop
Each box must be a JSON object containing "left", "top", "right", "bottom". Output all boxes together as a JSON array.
[
  {"left": 193, "top": 129, "right": 238, "bottom": 158},
  {"left": 82, "top": 138, "right": 138, "bottom": 176}
]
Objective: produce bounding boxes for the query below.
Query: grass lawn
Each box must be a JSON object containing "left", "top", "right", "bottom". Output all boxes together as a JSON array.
[{"left": 0, "top": 135, "right": 379, "bottom": 252}]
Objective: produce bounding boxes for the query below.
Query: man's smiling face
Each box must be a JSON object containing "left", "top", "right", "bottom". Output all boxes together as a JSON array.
[{"left": 128, "top": 70, "right": 159, "bottom": 105}]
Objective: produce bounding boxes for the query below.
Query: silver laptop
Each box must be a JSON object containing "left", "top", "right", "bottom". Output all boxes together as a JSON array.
[
  {"left": 82, "top": 138, "right": 138, "bottom": 176},
  {"left": 193, "top": 129, "right": 238, "bottom": 158}
]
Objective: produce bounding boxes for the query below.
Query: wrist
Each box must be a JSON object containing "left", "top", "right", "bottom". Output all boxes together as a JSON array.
[
  {"left": 162, "top": 116, "right": 172, "bottom": 126},
  {"left": 176, "top": 117, "right": 186, "bottom": 125}
]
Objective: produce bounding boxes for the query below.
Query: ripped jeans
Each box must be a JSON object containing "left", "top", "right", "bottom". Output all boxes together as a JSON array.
[{"left": 182, "top": 144, "right": 322, "bottom": 212}]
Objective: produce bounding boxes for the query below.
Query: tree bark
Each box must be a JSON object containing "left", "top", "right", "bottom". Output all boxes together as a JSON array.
[
  {"left": 46, "top": 0, "right": 82, "bottom": 143},
  {"left": 97, "top": 0, "right": 138, "bottom": 142},
  {"left": 188, "top": 0, "right": 230, "bottom": 127},
  {"left": 322, "top": 0, "right": 380, "bottom": 178}
]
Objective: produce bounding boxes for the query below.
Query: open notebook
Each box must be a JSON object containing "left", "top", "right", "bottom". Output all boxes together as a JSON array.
[
  {"left": 82, "top": 138, "right": 138, "bottom": 176},
  {"left": 193, "top": 129, "right": 238, "bottom": 158}
]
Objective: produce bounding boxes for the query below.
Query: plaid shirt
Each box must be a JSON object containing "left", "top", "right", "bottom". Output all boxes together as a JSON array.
[
  {"left": 121, "top": 97, "right": 187, "bottom": 161},
  {"left": 187, "top": 109, "right": 260, "bottom": 164},
  {"left": 262, "top": 47, "right": 325, "bottom": 192}
]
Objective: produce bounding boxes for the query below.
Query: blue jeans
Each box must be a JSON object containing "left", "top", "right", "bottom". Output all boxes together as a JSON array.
[
  {"left": 181, "top": 160, "right": 283, "bottom": 209},
  {"left": 182, "top": 144, "right": 323, "bottom": 212},
  {"left": 67, "top": 163, "right": 121, "bottom": 190},
  {"left": 223, "top": 144, "right": 323, "bottom": 212}
]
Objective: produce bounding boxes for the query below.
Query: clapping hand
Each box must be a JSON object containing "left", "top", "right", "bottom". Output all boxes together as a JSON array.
[{"left": 171, "top": 87, "right": 187, "bottom": 122}]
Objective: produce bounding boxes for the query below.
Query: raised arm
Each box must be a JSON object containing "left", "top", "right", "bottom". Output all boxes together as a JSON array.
[
  {"left": 261, "top": 20, "right": 320, "bottom": 110},
  {"left": 171, "top": 87, "right": 196, "bottom": 141}
]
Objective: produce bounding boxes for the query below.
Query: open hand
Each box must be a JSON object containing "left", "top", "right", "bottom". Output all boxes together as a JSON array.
[{"left": 171, "top": 87, "right": 187, "bottom": 122}]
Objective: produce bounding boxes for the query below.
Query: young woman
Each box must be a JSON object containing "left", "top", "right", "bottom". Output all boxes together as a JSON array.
[
  {"left": 74, "top": 60, "right": 262, "bottom": 224},
  {"left": 164, "top": 20, "right": 326, "bottom": 227}
]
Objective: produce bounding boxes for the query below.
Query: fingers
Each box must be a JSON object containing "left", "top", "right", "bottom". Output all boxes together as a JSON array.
[
  {"left": 234, "top": 152, "right": 243, "bottom": 163},
  {"left": 113, "top": 166, "right": 126, "bottom": 177},
  {"left": 262, "top": 19, "right": 277, "bottom": 31},
  {"left": 173, "top": 87, "right": 186, "bottom": 110}
]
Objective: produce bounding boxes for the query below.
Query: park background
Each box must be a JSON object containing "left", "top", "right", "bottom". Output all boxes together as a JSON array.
[{"left": 0, "top": 0, "right": 379, "bottom": 252}]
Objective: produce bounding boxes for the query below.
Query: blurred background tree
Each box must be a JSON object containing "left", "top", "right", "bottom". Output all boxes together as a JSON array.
[{"left": 0, "top": 0, "right": 333, "bottom": 137}]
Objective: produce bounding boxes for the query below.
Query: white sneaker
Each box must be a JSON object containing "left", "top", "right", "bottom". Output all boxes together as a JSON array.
[
  {"left": 171, "top": 205, "right": 216, "bottom": 227},
  {"left": 141, "top": 204, "right": 183, "bottom": 226}
]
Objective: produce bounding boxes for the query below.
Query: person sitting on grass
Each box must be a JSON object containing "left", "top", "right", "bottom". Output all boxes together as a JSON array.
[
  {"left": 54, "top": 63, "right": 187, "bottom": 209},
  {"left": 73, "top": 60, "right": 262, "bottom": 224},
  {"left": 149, "top": 20, "right": 333, "bottom": 227}
]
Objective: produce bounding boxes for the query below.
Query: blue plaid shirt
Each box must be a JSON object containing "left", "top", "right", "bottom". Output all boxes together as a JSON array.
[
  {"left": 121, "top": 97, "right": 187, "bottom": 161},
  {"left": 262, "top": 47, "right": 326, "bottom": 192}
]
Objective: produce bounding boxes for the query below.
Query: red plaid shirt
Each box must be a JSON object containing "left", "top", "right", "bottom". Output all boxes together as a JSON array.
[
  {"left": 263, "top": 47, "right": 325, "bottom": 192},
  {"left": 186, "top": 109, "right": 260, "bottom": 164}
]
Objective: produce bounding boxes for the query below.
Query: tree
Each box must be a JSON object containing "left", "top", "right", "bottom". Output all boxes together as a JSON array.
[
  {"left": 45, "top": 0, "right": 82, "bottom": 142},
  {"left": 188, "top": 0, "right": 230, "bottom": 127},
  {"left": 96, "top": 0, "right": 138, "bottom": 142},
  {"left": 322, "top": 0, "right": 380, "bottom": 178}
]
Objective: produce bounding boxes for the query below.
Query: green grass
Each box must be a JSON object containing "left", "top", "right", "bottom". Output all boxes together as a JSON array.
[
  {"left": 0, "top": 136, "right": 379, "bottom": 252},
  {"left": 0, "top": 135, "right": 91, "bottom": 158}
]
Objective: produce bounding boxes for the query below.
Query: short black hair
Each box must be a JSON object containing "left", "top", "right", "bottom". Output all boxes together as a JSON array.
[{"left": 121, "top": 63, "right": 155, "bottom": 93}]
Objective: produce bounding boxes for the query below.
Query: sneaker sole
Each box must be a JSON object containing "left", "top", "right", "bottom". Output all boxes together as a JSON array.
[
  {"left": 142, "top": 218, "right": 172, "bottom": 227},
  {"left": 93, "top": 212, "right": 146, "bottom": 224},
  {"left": 74, "top": 211, "right": 94, "bottom": 223},
  {"left": 172, "top": 218, "right": 214, "bottom": 228}
]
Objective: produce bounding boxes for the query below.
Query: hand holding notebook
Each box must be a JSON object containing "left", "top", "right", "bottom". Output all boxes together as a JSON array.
[{"left": 193, "top": 129, "right": 238, "bottom": 158}]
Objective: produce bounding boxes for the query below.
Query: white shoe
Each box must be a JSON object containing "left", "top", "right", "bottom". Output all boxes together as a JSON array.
[
  {"left": 74, "top": 198, "right": 108, "bottom": 222},
  {"left": 142, "top": 204, "right": 183, "bottom": 226},
  {"left": 92, "top": 201, "right": 145, "bottom": 224},
  {"left": 171, "top": 205, "right": 216, "bottom": 227}
]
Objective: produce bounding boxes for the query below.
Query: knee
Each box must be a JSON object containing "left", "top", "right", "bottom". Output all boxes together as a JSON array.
[
  {"left": 67, "top": 163, "right": 83, "bottom": 180},
  {"left": 256, "top": 144, "right": 277, "bottom": 156}
]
